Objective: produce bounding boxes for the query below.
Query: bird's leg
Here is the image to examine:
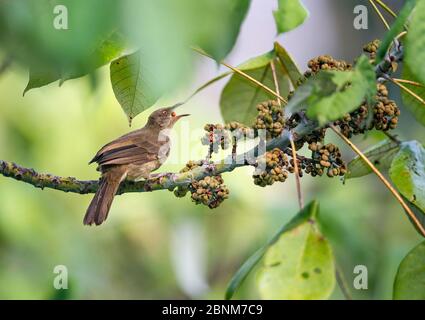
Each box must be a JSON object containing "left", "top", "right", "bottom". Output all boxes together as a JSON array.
[{"left": 148, "top": 172, "right": 169, "bottom": 180}]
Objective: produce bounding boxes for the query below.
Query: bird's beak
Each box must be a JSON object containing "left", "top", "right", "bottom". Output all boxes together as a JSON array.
[
  {"left": 168, "top": 102, "right": 190, "bottom": 121},
  {"left": 175, "top": 113, "right": 190, "bottom": 119}
]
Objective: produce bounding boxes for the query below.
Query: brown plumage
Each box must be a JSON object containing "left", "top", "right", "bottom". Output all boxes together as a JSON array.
[{"left": 84, "top": 105, "right": 189, "bottom": 226}]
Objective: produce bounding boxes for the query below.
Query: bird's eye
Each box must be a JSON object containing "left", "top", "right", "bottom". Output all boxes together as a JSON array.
[
  {"left": 171, "top": 111, "right": 176, "bottom": 117},
  {"left": 162, "top": 110, "right": 167, "bottom": 116}
]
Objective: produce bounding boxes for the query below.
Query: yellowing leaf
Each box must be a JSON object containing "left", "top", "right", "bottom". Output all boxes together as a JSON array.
[{"left": 257, "top": 208, "right": 335, "bottom": 300}]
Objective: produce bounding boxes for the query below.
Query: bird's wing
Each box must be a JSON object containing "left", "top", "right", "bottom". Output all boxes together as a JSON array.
[{"left": 90, "top": 131, "right": 160, "bottom": 166}]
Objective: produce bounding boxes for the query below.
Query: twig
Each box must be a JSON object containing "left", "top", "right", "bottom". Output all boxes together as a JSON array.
[
  {"left": 271, "top": 58, "right": 303, "bottom": 209},
  {"left": 368, "top": 0, "right": 390, "bottom": 30},
  {"left": 383, "top": 131, "right": 400, "bottom": 143},
  {"left": 289, "top": 134, "right": 304, "bottom": 209},
  {"left": 389, "top": 77, "right": 425, "bottom": 106},
  {"left": 270, "top": 60, "right": 282, "bottom": 107},
  {"left": 192, "top": 47, "right": 287, "bottom": 104},
  {"left": 395, "top": 31, "right": 408, "bottom": 41},
  {"left": 375, "top": 40, "right": 403, "bottom": 79},
  {"left": 392, "top": 78, "right": 424, "bottom": 88},
  {"left": 330, "top": 125, "right": 425, "bottom": 237},
  {"left": 0, "top": 120, "right": 317, "bottom": 195},
  {"left": 335, "top": 265, "right": 352, "bottom": 300},
  {"left": 373, "top": 0, "right": 397, "bottom": 18}
]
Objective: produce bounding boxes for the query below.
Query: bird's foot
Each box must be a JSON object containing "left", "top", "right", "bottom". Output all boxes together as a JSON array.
[{"left": 149, "top": 172, "right": 169, "bottom": 180}]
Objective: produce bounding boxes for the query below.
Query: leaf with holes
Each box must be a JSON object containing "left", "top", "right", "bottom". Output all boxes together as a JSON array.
[
  {"left": 257, "top": 202, "right": 335, "bottom": 300},
  {"left": 345, "top": 139, "right": 401, "bottom": 179},
  {"left": 220, "top": 52, "right": 290, "bottom": 125},
  {"left": 401, "top": 65, "right": 425, "bottom": 126},
  {"left": 393, "top": 240, "right": 425, "bottom": 299},
  {"left": 273, "top": 0, "right": 308, "bottom": 34},
  {"left": 225, "top": 200, "right": 320, "bottom": 300},
  {"left": 390, "top": 141, "right": 425, "bottom": 214},
  {"left": 110, "top": 50, "right": 162, "bottom": 125}
]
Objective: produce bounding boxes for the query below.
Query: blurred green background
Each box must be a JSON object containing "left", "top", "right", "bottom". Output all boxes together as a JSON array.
[{"left": 0, "top": 0, "right": 423, "bottom": 299}]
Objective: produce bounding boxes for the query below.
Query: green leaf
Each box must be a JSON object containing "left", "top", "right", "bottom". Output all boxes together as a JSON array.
[
  {"left": 273, "top": 0, "right": 308, "bottom": 34},
  {"left": 191, "top": 50, "right": 276, "bottom": 100},
  {"left": 401, "top": 65, "right": 425, "bottom": 126},
  {"left": 390, "top": 141, "right": 425, "bottom": 214},
  {"left": 110, "top": 50, "right": 162, "bottom": 125},
  {"left": 274, "top": 41, "right": 303, "bottom": 88},
  {"left": 405, "top": 0, "right": 425, "bottom": 84},
  {"left": 257, "top": 203, "right": 335, "bottom": 300},
  {"left": 197, "top": 0, "right": 251, "bottom": 61},
  {"left": 345, "top": 139, "right": 401, "bottom": 180},
  {"left": 220, "top": 53, "right": 290, "bottom": 125},
  {"left": 23, "top": 66, "right": 60, "bottom": 96},
  {"left": 286, "top": 55, "right": 376, "bottom": 125},
  {"left": 3, "top": 1, "right": 250, "bottom": 98},
  {"left": 375, "top": 0, "right": 416, "bottom": 64},
  {"left": 393, "top": 240, "right": 425, "bottom": 299},
  {"left": 402, "top": 195, "right": 425, "bottom": 238},
  {"left": 225, "top": 200, "right": 320, "bottom": 300},
  {"left": 60, "top": 30, "right": 125, "bottom": 83},
  {"left": 23, "top": 30, "right": 124, "bottom": 94}
]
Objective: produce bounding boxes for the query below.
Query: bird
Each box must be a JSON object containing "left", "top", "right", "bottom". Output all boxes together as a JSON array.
[{"left": 84, "top": 104, "right": 189, "bottom": 226}]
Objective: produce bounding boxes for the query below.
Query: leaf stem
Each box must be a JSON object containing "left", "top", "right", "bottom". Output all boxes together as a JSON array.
[
  {"left": 270, "top": 60, "right": 282, "bottom": 107},
  {"left": 289, "top": 134, "right": 304, "bottom": 209},
  {"left": 271, "top": 59, "right": 303, "bottom": 209},
  {"left": 389, "top": 77, "right": 425, "bottom": 106},
  {"left": 392, "top": 78, "right": 424, "bottom": 88},
  {"left": 368, "top": 0, "right": 390, "bottom": 30},
  {"left": 192, "top": 47, "right": 288, "bottom": 104},
  {"left": 373, "top": 0, "right": 397, "bottom": 18},
  {"left": 335, "top": 265, "right": 352, "bottom": 300},
  {"left": 330, "top": 125, "right": 425, "bottom": 237},
  {"left": 395, "top": 31, "right": 408, "bottom": 41}
]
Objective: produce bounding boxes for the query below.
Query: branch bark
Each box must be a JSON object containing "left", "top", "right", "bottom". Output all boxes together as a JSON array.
[{"left": 0, "top": 121, "right": 318, "bottom": 195}]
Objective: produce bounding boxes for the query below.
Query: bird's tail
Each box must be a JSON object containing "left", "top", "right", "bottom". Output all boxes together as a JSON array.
[{"left": 84, "top": 167, "right": 127, "bottom": 226}]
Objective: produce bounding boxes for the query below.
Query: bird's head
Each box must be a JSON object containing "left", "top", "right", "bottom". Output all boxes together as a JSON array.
[{"left": 147, "top": 103, "right": 190, "bottom": 129}]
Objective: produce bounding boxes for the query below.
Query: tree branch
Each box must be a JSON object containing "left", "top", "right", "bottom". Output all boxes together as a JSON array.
[
  {"left": 0, "top": 121, "right": 318, "bottom": 195},
  {"left": 0, "top": 39, "right": 404, "bottom": 196}
]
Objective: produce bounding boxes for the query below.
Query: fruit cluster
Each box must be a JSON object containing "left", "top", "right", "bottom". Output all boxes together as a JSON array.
[
  {"left": 172, "top": 160, "right": 229, "bottom": 208},
  {"left": 363, "top": 39, "right": 381, "bottom": 62},
  {"left": 305, "top": 55, "right": 352, "bottom": 77},
  {"left": 201, "top": 124, "right": 231, "bottom": 153},
  {"left": 334, "top": 83, "right": 400, "bottom": 138},
  {"left": 307, "top": 143, "right": 347, "bottom": 177},
  {"left": 372, "top": 85, "right": 400, "bottom": 131},
  {"left": 190, "top": 175, "right": 229, "bottom": 208},
  {"left": 253, "top": 148, "right": 289, "bottom": 187},
  {"left": 181, "top": 45, "right": 401, "bottom": 198},
  {"left": 253, "top": 100, "right": 285, "bottom": 139}
]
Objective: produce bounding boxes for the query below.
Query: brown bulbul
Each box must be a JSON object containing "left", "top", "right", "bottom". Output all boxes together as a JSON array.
[{"left": 84, "top": 105, "right": 189, "bottom": 226}]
